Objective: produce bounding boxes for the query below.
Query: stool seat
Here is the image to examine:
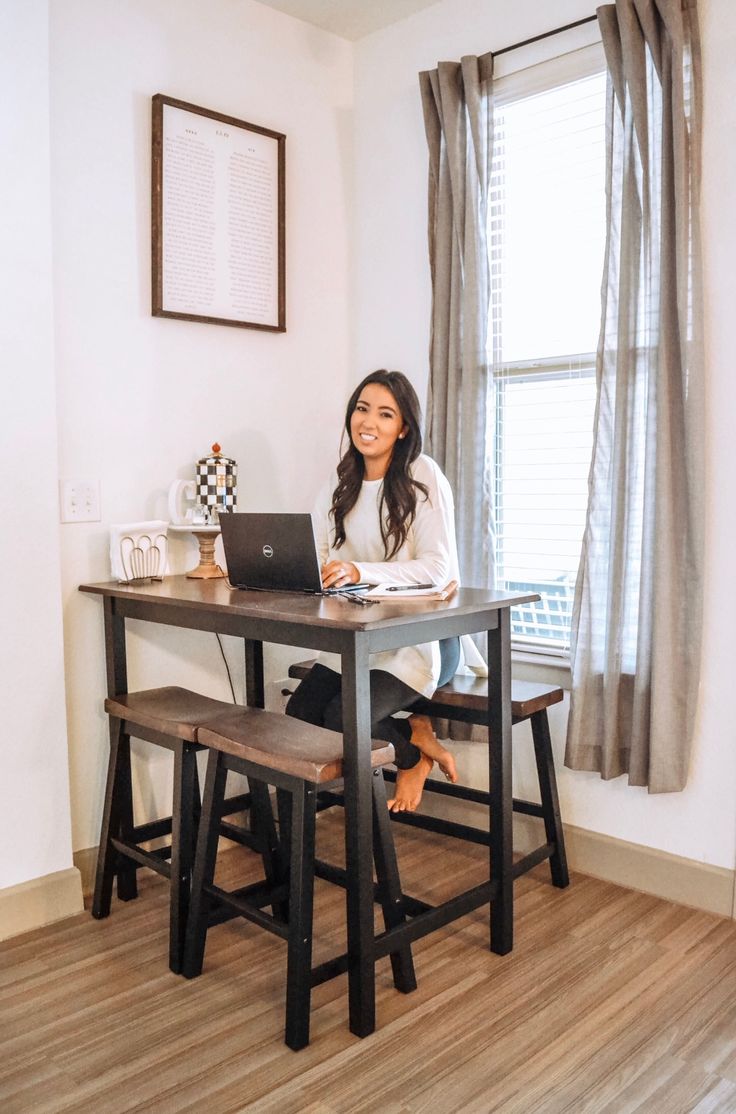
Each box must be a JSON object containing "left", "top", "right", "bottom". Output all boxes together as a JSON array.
[
  {"left": 429, "top": 675, "right": 564, "bottom": 719},
  {"left": 199, "top": 708, "right": 394, "bottom": 783},
  {"left": 105, "top": 686, "right": 237, "bottom": 741},
  {"left": 286, "top": 660, "right": 563, "bottom": 720}
]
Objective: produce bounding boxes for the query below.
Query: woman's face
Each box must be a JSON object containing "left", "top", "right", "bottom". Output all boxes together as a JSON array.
[{"left": 349, "top": 382, "right": 408, "bottom": 479}]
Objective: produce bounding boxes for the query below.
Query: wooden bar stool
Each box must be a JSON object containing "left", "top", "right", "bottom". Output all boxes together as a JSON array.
[
  {"left": 93, "top": 686, "right": 275, "bottom": 974},
  {"left": 183, "top": 707, "right": 416, "bottom": 1051},
  {"left": 288, "top": 661, "right": 569, "bottom": 889}
]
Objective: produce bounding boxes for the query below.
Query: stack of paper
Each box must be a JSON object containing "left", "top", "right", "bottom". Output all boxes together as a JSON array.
[{"left": 364, "top": 580, "right": 458, "bottom": 601}]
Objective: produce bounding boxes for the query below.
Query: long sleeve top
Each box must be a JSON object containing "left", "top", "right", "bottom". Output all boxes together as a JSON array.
[{"left": 311, "top": 454, "right": 486, "bottom": 697}]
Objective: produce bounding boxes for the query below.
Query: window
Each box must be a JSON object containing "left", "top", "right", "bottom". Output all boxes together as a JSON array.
[{"left": 489, "top": 47, "right": 607, "bottom": 653}]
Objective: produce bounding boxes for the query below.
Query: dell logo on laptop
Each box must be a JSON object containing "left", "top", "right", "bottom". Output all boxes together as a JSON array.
[{"left": 263, "top": 544, "right": 274, "bottom": 558}]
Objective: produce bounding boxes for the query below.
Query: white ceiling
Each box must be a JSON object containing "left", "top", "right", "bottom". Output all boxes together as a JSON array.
[{"left": 255, "top": 0, "right": 442, "bottom": 41}]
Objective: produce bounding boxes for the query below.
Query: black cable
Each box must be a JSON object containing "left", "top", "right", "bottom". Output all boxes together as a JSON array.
[{"left": 215, "top": 633, "right": 237, "bottom": 703}]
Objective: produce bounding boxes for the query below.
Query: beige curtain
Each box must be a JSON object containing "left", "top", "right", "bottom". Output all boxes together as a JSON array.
[
  {"left": 418, "top": 54, "right": 495, "bottom": 591},
  {"left": 565, "top": 0, "right": 703, "bottom": 792}
]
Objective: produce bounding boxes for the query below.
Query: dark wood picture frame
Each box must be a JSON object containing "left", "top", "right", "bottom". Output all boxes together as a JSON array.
[{"left": 152, "top": 94, "right": 285, "bottom": 331}]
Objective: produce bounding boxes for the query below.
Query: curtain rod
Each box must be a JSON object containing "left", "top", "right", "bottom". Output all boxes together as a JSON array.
[{"left": 493, "top": 14, "right": 599, "bottom": 58}]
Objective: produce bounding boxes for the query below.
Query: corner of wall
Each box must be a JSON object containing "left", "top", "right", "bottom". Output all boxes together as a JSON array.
[{"left": 0, "top": 868, "right": 85, "bottom": 943}]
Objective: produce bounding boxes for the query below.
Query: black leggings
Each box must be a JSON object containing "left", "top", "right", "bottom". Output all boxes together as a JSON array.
[
  {"left": 285, "top": 664, "right": 420, "bottom": 768},
  {"left": 284, "top": 637, "right": 460, "bottom": 771}
]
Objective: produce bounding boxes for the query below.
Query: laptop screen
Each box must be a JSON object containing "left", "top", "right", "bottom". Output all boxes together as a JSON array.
[{"left": 219, "top": 512, "right": 323, "bottom": 593}]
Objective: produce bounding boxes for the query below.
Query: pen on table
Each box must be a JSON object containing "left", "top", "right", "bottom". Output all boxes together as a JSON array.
[{"left": 385, "top": 583, "right": 435, "bottom": 592}]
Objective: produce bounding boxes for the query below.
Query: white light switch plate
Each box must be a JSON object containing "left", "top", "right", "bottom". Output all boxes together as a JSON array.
[{"left": 60, "top": 478, "right": 101, "bottom": 523}]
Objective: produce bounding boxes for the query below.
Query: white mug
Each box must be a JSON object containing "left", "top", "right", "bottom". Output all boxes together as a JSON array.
[{"left": 167, "top": 479, "right": 197, "bottom": 525}]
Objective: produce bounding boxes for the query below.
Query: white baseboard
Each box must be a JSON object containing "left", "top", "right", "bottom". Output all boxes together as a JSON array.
[
  {"left": 417, "top": 789, "right": 735, "bottom": 918},
  {"left": 73, "top": 845, "right": 98, "bottom": 897},
  {"left": 514, "top": 813, "right": 734, "bottom": 917},
  {"left": 0, "top": 867, "right": 84, "bottom": 942}
]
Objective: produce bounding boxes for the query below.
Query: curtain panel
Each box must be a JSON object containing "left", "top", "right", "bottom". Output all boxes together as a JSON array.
[
  {"left": 419, "top": 54, "right": 495, "bottom": 591},
  {"left": 565, "top": 0, "right": 704, "bottom": 791}
]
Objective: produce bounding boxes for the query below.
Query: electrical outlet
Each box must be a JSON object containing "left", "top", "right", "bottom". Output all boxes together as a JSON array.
[
  {"left": 266, "top": 679, "right": 295, "bottom": 713},
  {"left": 60, "top": 478, "right": 101, "bottom": 523}
]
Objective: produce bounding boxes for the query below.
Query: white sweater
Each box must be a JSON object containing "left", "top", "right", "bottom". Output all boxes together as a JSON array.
[{"left": 312, "top": 454, "right": 486, "bottom": 697}]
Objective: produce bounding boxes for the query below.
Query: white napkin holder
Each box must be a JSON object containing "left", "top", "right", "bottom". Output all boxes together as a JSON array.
[{"left": 110, "top": 521, "right": 169, "bottom": 583}]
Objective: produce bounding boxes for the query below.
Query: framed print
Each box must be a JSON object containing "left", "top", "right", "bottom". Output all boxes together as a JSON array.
[{"left": 152, "top": 94, "right": 285, "bottom": 331}]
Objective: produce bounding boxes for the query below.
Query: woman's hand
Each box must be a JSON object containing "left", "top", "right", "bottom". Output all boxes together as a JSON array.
[{"left": 321, "top": 560, "right": 360, "bottom": 590}]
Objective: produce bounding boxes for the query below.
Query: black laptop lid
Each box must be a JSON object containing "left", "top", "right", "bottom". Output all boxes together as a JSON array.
[{"left": 219, "top": 512, "right": 323, "bottom": 593}]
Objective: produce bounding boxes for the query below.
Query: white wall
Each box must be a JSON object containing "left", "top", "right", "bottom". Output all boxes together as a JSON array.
[
  {"left": 0, "top": 0, "right": 75, "bottom": 889},
  {"left": 49, "top": 0, "right": 353, "bottom": 852},
  {"left": 353, "top": 0, "right": 736, "bottom": 868}
]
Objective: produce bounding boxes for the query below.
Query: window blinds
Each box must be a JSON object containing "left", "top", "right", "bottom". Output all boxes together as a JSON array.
[{"left": 489, "top": 59, "right": 607, "bottom": 651}]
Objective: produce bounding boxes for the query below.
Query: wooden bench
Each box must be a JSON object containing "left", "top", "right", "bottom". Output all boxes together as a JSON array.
[
  {"left": 287, "top": 662, "right": 569, "bottom": 889},
  {"left": 183, "top": 706, "right": 416, "bottom": 1050}
]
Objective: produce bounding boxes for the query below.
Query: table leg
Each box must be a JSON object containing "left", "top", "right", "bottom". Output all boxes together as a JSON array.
[
  {"left": 103, "top": 596, "right": 127, "bottom": 697},
  {"left": 243, "top": 639, "right": 266, "bottom": 849},
  {"left": 488, "top": 608, "right": 513, "bottom": 954},
  {"left": 340, "top": 637, "right": 376, "bottom": 1038},
  {"left": 244, "top": 639, "right": 264, "bottom": 708}
]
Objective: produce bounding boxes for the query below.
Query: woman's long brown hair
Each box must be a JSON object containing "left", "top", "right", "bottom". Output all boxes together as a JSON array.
[{"left": 331, "top": 370, "right": 428, "bottom": 559}]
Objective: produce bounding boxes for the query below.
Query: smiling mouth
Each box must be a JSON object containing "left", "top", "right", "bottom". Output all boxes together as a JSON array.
[{"left": 358, "top": 433, "right": 377, "bottom": 442}]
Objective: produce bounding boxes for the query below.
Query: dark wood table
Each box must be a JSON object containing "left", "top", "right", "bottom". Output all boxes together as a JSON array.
[{"left": 80, "top": 576, "right": 537, "bottom": 1038}]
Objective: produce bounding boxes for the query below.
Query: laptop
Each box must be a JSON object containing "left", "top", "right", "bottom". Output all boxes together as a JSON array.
[{"left": 219, "top": 512, "right": 368, "bottom": 595}]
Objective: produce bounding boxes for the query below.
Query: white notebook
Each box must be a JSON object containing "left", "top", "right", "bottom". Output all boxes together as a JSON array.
[{"left": 364, "top": 580, "right": 458, "bottom": 601}]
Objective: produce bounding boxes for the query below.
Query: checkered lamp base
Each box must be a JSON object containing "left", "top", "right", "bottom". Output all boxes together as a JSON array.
[{"left": 196, "top": 446, "right": 237, "bottom": 514}]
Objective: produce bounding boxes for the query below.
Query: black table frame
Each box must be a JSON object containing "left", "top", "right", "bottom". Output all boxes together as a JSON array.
[{"left": 81, "top": 577, "right": 537, "bottom": 1038}]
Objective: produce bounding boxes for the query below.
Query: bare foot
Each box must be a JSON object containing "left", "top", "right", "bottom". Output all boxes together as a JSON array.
[
  {"left": 387, "top": 754, "right": 434, "bottom": 812},
  {"left": 408, "top": 714, "right": 458, "bottom": 784}
]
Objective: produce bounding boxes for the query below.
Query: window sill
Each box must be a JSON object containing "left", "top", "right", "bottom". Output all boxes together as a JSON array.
[{"left": 512, "top": 648, "right": 572, "bottom": 690}]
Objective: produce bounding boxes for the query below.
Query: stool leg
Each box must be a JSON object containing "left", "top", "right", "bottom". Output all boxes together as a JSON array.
[
  {"left": 114, "top": 727, "right": 138, "bottom": 902},
  {"left": 92, "top": 716, "right": 128, "bottom": 918},
  {"left": 183, "top": 751, "right": 228, "bottom": 979},
  {"left": 284, "top": 783, "right": 316, "bottom": 1051},
  {"left": 275, "top": 787, "right": 293, "bottom": 913},
  {"left": 169, "top": 742, "right": 198, "bottom": 974},
  {"left": 530, "top": 711, "right": 569, "bottom": 888},
  {"left": 191, "top": 753, "right": 202, "bottom": 857},
  {"left": 250, "top": 780, "right": 287, "bottom": 921},
  {"left": 371, "top": 770, "right": 416, "bottom": 994}
]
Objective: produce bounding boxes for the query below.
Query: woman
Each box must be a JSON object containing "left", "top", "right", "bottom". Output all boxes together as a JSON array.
[{"left": 286, "top": 370, "right": 475, "bottom": 811}]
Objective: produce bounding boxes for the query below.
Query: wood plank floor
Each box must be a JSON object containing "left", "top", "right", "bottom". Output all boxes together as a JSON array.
[{"left": 3, "top": 813, "right": 736, "bottom": 1114}]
